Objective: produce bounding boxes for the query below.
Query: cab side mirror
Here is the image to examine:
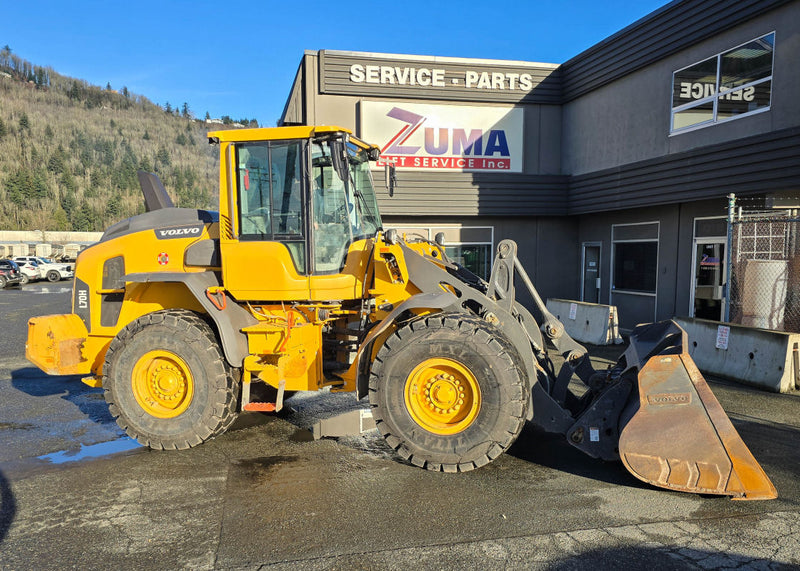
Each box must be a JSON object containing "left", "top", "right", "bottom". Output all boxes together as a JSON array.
[{"left": 385, "top": 163, "right": 397, "bottom": 197}]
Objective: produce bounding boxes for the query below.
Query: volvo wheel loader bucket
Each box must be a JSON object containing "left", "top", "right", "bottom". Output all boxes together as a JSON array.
[{"left": 617, "top": 321, "right": 777, "bottom": 500}]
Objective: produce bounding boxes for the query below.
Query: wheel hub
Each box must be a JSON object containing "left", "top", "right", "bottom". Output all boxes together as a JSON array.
[
  {"left": 425, "top": 375, "right": 465, "bottom": 415},
  {"left": 405, "top": 358, "right": 481, "bottom": 435},
  {"left": 132, "top": 350, "right": 194, "bottom": 418}
]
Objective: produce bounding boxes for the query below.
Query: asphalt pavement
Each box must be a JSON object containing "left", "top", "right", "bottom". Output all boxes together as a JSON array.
[{"left": 1, "top": 281, "right": 799, "bottom": 570}]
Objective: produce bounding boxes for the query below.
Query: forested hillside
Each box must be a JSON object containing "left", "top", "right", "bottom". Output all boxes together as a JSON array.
[{"left": 0, "top": 46, "right": 257, "bottom": 232}]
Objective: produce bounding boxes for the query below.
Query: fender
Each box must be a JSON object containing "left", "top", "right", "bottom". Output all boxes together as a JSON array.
[
  {"left": 399, "top": 242, "right": 540, "bottom": 385},
  {"left": 354, "top": 290, "right": 460, "bottom": 399},
  {"left": 355, "top": 242, "right": 543, "bottom": 401},
  {"left": 123, "top": 271, "right": 257, "bottom": 367}
]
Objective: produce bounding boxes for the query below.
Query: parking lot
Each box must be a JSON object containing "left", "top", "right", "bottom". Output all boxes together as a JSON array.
[{"left": 1, "top": 281, "right": 799, "bottom": 570}]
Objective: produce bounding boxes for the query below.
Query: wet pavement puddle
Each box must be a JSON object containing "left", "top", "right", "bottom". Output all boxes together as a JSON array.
[{"left": 37, "top": 437, "right": 143, "bottom": 464}]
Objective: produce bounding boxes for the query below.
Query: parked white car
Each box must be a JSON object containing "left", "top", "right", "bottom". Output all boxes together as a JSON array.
[
  {"left": 13, "top": 256, "right": 74, "bottom": 282},
  {"left": 14, "top": 259, "right": 43, "bottom": 284}
]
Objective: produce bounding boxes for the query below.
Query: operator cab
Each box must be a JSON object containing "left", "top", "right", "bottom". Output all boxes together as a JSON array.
[{"left": 210, "top": 126, "right": 383, "bottom": 301}]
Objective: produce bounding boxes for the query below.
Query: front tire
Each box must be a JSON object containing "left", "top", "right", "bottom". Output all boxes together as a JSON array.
[
  {"left": 369, "top": 313, "right": 529, "bottom": 473},
  {"left": 103, "top": 310, "right": 239, "bottom": 450},
  {"left": 19, "top": 274, "right": 29, "bottom": 285},
  {"left": 46, "top": 270, "right": 60, "bottom": 282}
]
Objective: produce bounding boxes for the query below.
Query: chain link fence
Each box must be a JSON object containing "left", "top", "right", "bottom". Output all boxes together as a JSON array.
[{"left": 726, "top": 195, "right": 800, "bottom": 333}]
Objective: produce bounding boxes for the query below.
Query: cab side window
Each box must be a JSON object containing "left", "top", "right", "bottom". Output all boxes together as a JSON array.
[{"left": 236, "top": 141, "right": 305, "bottom": 272}]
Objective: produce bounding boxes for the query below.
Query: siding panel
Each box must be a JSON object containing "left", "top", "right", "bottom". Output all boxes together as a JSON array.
[
  {"left": 375, "top": 172, "right": 569, "bottom": 216},
  {"left": 569, "top": 127, "right": 800, "bottom": 213},
  {"left": 561, "top": 0, "right": 791, "bottom": 101}
]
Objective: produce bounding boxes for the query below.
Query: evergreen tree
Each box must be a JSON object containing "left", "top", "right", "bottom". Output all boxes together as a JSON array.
[
  {"left": 52, "top": 208, "right": 70, "bottom": 231},
  {"left": 60, "top": 189, "right": 77, "bottom": 217},
  {"left": 69, "top": 81, "right": 81, "bottom": 101},
  {"left": 156, "top": 146, "right": 170, "bottom": 168},
  {"left": 106, "top": 193, "right": 122, "bottom": 218},
  {"left": 33, "top": 168, "right": 49, "bottom": 198},
  {"left": 18, "top": 112, "right": 30, "bottom": 131},
  {"left": 48, "top": 149, "right": 66, "bottom": 174}
]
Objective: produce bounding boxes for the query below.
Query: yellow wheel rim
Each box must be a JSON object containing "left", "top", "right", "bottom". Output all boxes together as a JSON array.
[
  {"left": 131, "top": 350, "right": 194, "bottom": 419},
  {"left": 404, "top": 358, "right": 481, "bottom": 435}
]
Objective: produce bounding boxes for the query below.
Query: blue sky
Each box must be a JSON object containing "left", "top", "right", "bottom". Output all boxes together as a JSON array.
[{"left": 2, "top": 0, "right": 671, "bottom": 126}]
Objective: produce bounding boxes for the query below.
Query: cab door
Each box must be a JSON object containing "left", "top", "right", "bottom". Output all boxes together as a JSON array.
[
  {"left": 307, "top": 138, "right": 377, "bottom": 302},
  {"left": 220, "top": 140, "right": 311, "bottom": 301}
]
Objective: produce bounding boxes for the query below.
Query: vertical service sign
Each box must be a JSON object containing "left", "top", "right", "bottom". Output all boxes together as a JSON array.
[{"left": 361, "top": 101, "right": 524, "bottom": 173}]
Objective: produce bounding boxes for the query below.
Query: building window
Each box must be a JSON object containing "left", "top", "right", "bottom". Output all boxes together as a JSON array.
[
  {"left": 671, "top": 32, "right": 774, "bottom": 133},
  {"left": 611, "top": 222, "right": 659, "bottom": 294},
  {"left": 384, "top": 225, "right": 493, "bottom": 279}
]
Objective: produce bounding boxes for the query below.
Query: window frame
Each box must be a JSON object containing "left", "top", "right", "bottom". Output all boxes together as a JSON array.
[
  {"left": 233, "top": 139, "right": 308, "bottom": 274},
  {"left": 670, "top": 31, "right": 775, "bottom": 135},
  {"left": 383, "top": 224, "right": 494, "bottom": 279},
  {"left": 234, "top": 139, "right": 306, "bottom": 242},
  {"left": 610, "top": 221, "right": 660, "bottom": 297}
]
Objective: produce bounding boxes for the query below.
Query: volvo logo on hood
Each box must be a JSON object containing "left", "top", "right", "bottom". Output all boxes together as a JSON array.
[{"left": 155, "top": 224, "right": 204, "bottom": 240}]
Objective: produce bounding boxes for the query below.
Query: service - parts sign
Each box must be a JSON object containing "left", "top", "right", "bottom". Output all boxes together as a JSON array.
[{"left": 361, "top": 102, "right": 523, "bottom": 173}]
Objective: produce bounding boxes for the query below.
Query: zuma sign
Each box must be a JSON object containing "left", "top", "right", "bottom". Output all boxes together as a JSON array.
[{"left": 361, "top": 102, "right": 524, "bottom": 173}]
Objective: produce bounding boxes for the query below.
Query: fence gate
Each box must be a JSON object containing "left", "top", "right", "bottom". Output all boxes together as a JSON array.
[{"left": 726, "top": 194, "right": 800, "bottom": 333}]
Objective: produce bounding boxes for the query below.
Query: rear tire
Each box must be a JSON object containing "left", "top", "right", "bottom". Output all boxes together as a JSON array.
[
  {"left": 0, "top": 275, "right": 6, "bottom": 288},
  {"left": 19, "top": 274, "right": 29, "bottom": 285},
  {"left": 46, "top": 270, "right": 60, "bottom": 282},
  {"left": 103, "top": 309, "right": 239, "bottom": 450},
  {"left": 369, "top": 313, "right": 529, "bottom": 473}
]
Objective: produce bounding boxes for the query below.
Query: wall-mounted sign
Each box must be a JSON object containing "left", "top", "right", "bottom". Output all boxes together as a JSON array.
[
  {"left": 361, "top": 101, "right": 524, "bottom": 173},
  {"left": 319, "top": 51, "right": 561, "bottom": 105},
  {"left": 349, "top": 64, "right": 537, "bottom": 92}
]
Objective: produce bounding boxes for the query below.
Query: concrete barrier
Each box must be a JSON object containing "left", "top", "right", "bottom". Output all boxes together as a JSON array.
[
  {"left": 674, "top": 317, "right": 799, "bottom": 393},
  {"left": 546, "top": 299, "right": 623, "bottom": 346}
]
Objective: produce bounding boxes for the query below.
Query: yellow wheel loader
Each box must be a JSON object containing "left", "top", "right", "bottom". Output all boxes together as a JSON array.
[{"left": 27, "top": 126, "right": 776, "bottom": 499}]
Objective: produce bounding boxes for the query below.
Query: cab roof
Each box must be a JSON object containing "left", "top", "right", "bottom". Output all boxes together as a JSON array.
[{"left": 207, "top": 125, "right": 378, "bottom": 152}]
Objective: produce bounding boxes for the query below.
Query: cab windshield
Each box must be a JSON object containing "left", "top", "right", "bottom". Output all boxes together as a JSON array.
[{"left": 311, "top": 137, "right": 382, "bottom": 272}]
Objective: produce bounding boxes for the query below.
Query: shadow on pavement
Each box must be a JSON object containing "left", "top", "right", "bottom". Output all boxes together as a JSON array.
[
  {"left": 544, "top": 545, "right": 779, "bottom": 570},
  {"left": 727, "top": 416, "right": 800, "bottom": 503},
  {"left": 10, "top": 366, "right": 115, "bottom": 425},
  {"left": 0, "top": 469, "right": 16, "bottom": 545},
  {"left": 511, "top": 411, "right": 796, "bottom": 500},
  {"left": 509, "top": 424, "right": 648, "bottom": 491}
]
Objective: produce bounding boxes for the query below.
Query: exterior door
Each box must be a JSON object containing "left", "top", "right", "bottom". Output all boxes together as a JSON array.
[
  {"left": 692, "top": 240, "right": 726, "bottom": 320},
  {"left": 582, "top": 243, "right": 601, "bottom": 303}
]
